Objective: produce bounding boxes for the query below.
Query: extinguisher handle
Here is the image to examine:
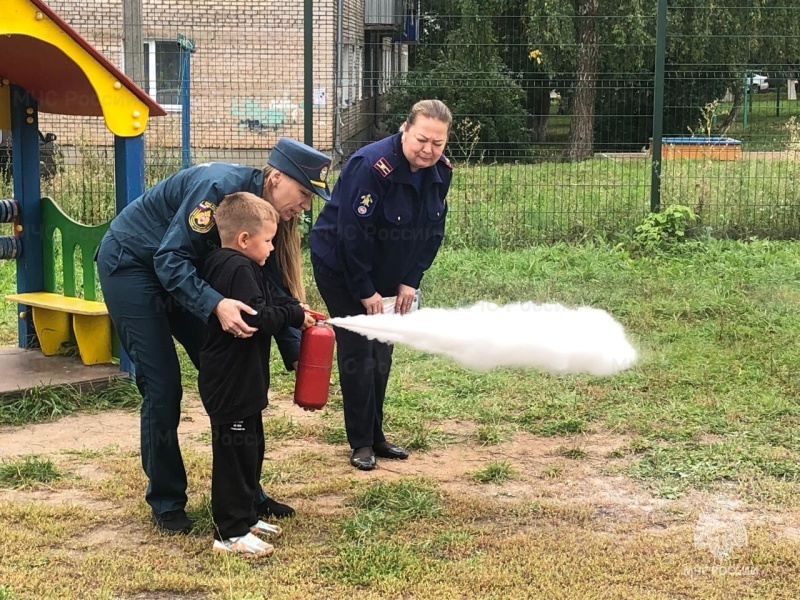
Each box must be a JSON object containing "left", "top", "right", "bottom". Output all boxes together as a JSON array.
[{"left": 305, "top": 309, "right": 328, "bottom": 322}]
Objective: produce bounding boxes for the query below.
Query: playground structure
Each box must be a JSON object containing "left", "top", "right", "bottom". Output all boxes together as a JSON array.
[{"left": 0, "top": 0, "right": 165, "bottom": 393}]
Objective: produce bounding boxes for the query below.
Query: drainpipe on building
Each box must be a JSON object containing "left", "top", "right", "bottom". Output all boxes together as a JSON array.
[{"left": 333, "top": 0, "right": 344, "bottom": 162}]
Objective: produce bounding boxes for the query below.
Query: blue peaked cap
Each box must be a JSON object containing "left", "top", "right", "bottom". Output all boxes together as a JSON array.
[{"left": 268, "top": 137, "right": 332, "bottom": 201}]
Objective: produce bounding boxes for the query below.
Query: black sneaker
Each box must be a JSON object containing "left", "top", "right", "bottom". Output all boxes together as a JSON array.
[
  {"left": 152, "top": 509, "right": 192, "bottom": 534},
  {"left": 257, "top": 497, "right": 295, "bottom": 519}
]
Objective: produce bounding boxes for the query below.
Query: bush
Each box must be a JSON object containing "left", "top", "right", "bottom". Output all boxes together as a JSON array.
[
  {"left": 385, "top": 60, "right": 530, "bottom": 162},
  {"left": 632, "top": 204, "right": 699, "bottom": 252}
]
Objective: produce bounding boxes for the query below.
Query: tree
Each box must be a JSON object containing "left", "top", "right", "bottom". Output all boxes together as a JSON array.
[
  {"left": 392, "top": 0, "right": 530, "bottom": 161},
  {"left": 411, "top": 0, "right": 800, "bottom": 159},
  {"left": 567, "top": 0, "right": 599, "bottom": 159},
  {"left": 521, "top": 0, "right": 651, "bottom": 156}
]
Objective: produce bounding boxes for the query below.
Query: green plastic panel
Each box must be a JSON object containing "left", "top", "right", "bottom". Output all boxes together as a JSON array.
[{"left": 41, "top": 197, "right": 110, "bottom": 301}]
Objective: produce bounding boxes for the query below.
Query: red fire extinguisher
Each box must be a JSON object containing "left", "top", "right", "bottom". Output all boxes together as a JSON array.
[{"left": 294, "top": 309, "right": 336, "bottom": 410}]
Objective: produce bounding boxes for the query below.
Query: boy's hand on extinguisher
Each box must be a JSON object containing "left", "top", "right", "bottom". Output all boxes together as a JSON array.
[
  {"left": 303, "top": 307, "right": 330, "bottom": 329},
  {"left": 301, "top": 312, "right": 316, "bottom": 330}
]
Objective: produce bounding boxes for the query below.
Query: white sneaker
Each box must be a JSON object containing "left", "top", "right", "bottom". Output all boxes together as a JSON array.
[
  {"left": 250, "top": 519, "right": 283, "bottom": 538},
  {"left": 212, "top": 532, "right": 274, "bottom": 558}
]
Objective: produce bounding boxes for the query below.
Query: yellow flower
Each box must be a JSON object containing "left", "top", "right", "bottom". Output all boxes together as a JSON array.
[{"left": 528, "top": 49, "right": 542, "bottom": 65}]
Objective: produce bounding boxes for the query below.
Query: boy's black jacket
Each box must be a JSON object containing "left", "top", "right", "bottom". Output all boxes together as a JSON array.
[{"left": 198, "top": 248, "right": 305, "bottom": 424}]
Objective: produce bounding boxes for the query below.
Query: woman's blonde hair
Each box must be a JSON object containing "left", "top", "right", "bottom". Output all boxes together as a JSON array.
[
  {"left": 401, "top": 99, "right": 453, "bottom": 132},
  {"left": 262, "top": 165, "right": 306, "bottom": 302}
]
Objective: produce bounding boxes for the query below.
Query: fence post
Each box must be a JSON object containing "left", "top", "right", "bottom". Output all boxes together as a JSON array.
[
  {"left": 303, "top": 0, "right": 316, "bottom": 225},
  {"left": 650, "top": 0, "right": 668, "bottom": 213},
  {"left": 743, "top": 71, "right": 751, "bottom": 128},
  {"left": 304, "top": 0, "right": 313, "bottom": 147},
  {"left": 178, "top": 34, "right": 196, "bottom": 170}
]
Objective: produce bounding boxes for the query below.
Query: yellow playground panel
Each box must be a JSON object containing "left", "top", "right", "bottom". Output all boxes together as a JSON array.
[
  {"left": 0, "top": 0, "right": 159, "bottom": 135},
  {"left": 0, "top": 0, "right": 164, "bottom": 377}
]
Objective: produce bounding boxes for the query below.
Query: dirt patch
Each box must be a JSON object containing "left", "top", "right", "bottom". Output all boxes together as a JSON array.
[
  {"left": 353, "top": 431, "right": 662, "bottom": 522},
  {"left": 783, "top": 526, "right": 800, "bottom": 541},
  {"left": 77, "top": 524, "right": 148, "bottom": 547},
  {"left": 306, "top": 493, "right": 349, "bottom": 516},
  {"left": 70, "top": 462, "right": 112, "bottom": 482},
  {"left": 2, "top": 394, "right": 800, "bottom": 543},
  {"left": 0, "top": 396, "right": 212, "bottom": 457},
  {"left": 0, "top": 487, "right": 116, "bottom": 511}
]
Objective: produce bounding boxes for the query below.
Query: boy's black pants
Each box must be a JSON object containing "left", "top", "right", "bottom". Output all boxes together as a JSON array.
[{"left": 211, "top": 413, "right": 264, "bottom": 540}]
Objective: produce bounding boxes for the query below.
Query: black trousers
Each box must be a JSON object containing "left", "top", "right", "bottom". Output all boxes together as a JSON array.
[
  {"left": 210, "top": 413, "right": 264, "bottom": 541},
  {"left": 98, "top": 234, "right": 202, "bottom": 516},
  {"left": 97, "top": 233, "right": 274, "bottom": 517},
  {"left": 313, "top": 257, "right": 393, "bottom": 449}
]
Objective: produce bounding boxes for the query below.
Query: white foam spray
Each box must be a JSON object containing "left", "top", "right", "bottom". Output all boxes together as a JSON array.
[{"left": 328, "top": 301, "right": 637, "bottom": 376}]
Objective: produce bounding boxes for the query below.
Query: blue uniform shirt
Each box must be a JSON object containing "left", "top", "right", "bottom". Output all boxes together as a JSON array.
[
  {"left": 107, "top": 163, "right": 264, "bottom": 321},
  {"left": 309, "top": 132, "right": 452, "bottom": 300}
]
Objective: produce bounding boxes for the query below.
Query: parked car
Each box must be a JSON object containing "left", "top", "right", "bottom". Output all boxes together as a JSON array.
[
  {"left": 0, "top": 129, "right": 63, "bottom": 183},
  {"left": 746, "top": 73, "right": 769, "bottom": 93}
]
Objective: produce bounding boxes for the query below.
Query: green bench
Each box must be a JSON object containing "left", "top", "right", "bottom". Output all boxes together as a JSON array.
[{"left": 6, "top": 196, "right": 113, "bottom": 365}]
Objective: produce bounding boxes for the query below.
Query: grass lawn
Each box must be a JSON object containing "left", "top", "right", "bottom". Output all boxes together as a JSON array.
[
  {"left": 445, "top": 156, "right": 800, "bottom": 246},
  {"left": 1, "top": 238, "right": 799, "bottom": 599}
]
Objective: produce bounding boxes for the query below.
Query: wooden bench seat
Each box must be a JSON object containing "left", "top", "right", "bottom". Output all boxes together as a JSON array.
[{"left": 5, "top": 292, "right": 112, "bottom": 365}]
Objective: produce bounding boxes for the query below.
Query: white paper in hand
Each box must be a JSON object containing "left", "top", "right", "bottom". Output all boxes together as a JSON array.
[{"left": 381, "top": 289, "right": 421, "bottom": 315}]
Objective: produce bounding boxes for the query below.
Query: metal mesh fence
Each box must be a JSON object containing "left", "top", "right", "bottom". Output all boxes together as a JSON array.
[
  {"left": 388, "top": 1, "right": 800, "bottom": 245},
  {"left": 2, "top": 0, "right": 337, "bottom": 225},
  {"left": 3, "top": 0, "right": 800, "bottom": 245}
]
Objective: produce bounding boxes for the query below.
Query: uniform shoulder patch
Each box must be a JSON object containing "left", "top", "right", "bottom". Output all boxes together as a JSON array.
[
  {"left": 373, "top": 157, "right": 394, "bottom": 178},
  {"left": 189, "top": 200, "right": 216, "bottom": 233},
  {"left": 353, "top": 192, "right": 377, "bottom": 218}
]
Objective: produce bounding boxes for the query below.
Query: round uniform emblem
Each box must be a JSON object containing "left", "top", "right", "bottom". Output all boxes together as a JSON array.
[
  {"left": 319, "top": 164, "right": 329, "bottom": 182},
  {"left": 353, "top": 192, "right": 376, "bottom": 217},
  {"left": 189, "top": 200, "right": 216, "bottom": 233}
]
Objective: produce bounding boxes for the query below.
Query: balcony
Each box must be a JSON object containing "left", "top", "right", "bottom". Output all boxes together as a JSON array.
[{"left": 364, "top": 0, "right": 404, "bottom": 30}]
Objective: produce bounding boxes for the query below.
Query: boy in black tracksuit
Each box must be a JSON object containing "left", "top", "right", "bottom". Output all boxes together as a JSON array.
[{"left": 199, "top": 192, "right": 314, "bottom": 557}]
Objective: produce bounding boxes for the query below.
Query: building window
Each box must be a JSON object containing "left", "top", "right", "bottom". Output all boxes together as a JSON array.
[
  {"left": 144, "top": 40, "right": 182, "bottom": 110},
  {"left": 354, "top": 45, "right": 364, "bottom": 104},
  {"left": 341, "top": 45, "right": 350, "bottom": 107},
  {"left": 379, "top": 37, "right": 393, "bottom": 94},
  {"left": 364, "top": 42, "right": 377, "bottom": 99},
  {"left": 340, "top": 43, "right": 364, "bottom": 108},
  {"left": 377, "top": 39, "right": 409, "bottom": 95}
]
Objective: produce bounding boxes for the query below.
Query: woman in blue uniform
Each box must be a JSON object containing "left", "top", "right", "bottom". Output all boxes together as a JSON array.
[
  {"left": 97, "top": 138, "right": 332, "bottom": 532},
  {"left": 309, "top": 100, "right": 453, "bottom": 470}
]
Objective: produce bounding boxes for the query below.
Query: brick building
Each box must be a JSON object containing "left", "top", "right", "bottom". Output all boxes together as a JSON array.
[{"left": 35, "top": 0, "right": 416, "bottom": 165}]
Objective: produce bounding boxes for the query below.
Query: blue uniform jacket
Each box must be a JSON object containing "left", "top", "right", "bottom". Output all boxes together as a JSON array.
[
  {"left": 106, "top": 163, "right": 264, "bottom": 321},
  {"left": 309, "top": 132, "right": 452, "bottom": 299}
]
